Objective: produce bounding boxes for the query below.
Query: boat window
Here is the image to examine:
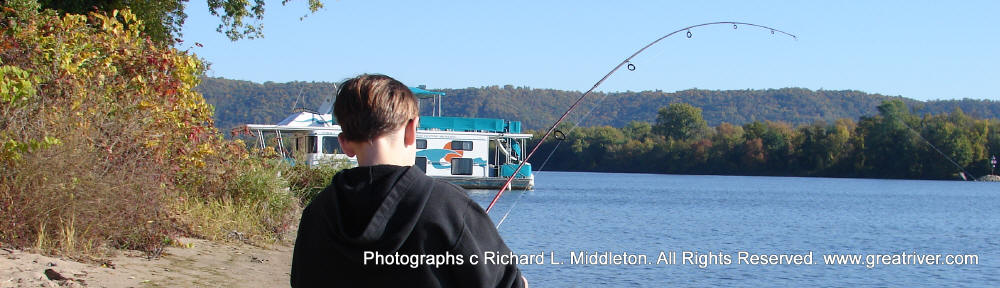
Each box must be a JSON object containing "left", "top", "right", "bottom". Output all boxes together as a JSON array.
[
  {"left": 415, "top": 157, "right": 427, "bottom": 172},
  {"left": 451, "top": 140, "right": 473, "bottom": 151},
  {"left": 451, "top": 158, "right": 473, "bottom": 175},
  {"left": 322, "top": 136, "right": 340, "bottom": 154},
  {"left": 306, "top": 136, "right": 318, "bottom": 154},
  {"left": 416, "top": 139, "right": 427, "bottom": 149}
]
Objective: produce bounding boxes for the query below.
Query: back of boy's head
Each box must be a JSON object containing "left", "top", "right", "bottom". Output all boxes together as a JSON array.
[{"left": 334, "top": 74, "right": 419, "bottom": 142}]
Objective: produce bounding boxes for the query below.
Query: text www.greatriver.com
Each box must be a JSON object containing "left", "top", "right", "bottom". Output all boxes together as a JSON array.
[{"left": 822, "top": 252, "right": 978, "bottom": 268}]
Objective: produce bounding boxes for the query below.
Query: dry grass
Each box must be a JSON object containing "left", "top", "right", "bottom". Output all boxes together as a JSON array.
[
  {"left": 1, "top": 136, "right": 178, "bottom": 257},
  {"left": 175, "top": 159, "right": 301, "bottom": 244}
]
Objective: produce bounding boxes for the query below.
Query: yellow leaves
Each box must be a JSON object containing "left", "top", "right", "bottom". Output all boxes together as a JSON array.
[
  {"left": 180, "top": 154, "right": 207, "bottom": 169},
  {"left": 199, "top": 142, "right": 217, "bottom": 156},
  {"left": 43, "top": 136, "right": 62, "bottom": 146},
  {"left": 138, "top": 99, "right": 155, "bottom": 110},
  {"left": 93, "top": 10, "right": 141, "bottom": 40},
  {"left": 59, "top": 54, "right": 78, "bottom": 74},
  {"left": 115, "top": 10, "right": 143, "bottom": 39},
  {"left": 60, "top": 14, "right": 88, "bottom": 30}
]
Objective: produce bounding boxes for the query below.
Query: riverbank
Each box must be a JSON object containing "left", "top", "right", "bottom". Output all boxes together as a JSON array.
[{"left": 1, "top": 237, "right": 294, "bottom": 287}]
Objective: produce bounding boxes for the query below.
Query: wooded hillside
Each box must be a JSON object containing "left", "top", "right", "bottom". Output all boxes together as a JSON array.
[{"left": 197, "top": 77, "right": 1000, "bottom": 130}]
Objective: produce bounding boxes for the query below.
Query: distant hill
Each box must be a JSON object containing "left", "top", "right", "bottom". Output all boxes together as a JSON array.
[
  {"left": 198, "top": 77, "right": 337, "bottom": 132},
  {"left": 197, "top": 77, "right": 1000, "bottom": 131}
]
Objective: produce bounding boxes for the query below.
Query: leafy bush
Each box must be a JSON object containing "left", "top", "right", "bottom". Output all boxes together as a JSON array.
[{"left": 0, "top": 1, "right": 301, "bottom": 256}]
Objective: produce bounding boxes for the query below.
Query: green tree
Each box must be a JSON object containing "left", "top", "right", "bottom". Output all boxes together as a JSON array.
[
  {"left": 793, "top": 120, "right": 853, "bottom": 174},
  {"left": 207, "top": 0, "right": 324, "bottom": 41},
  {"left": 795, "top": 122, "right": 832, "bottom": 172},
  {"left": 654, "top": 103, "right": 708, "bottom": 141},
  {"left": 743, "top": 121, "right": 766, "bottom": 141},
  {"left": 706, "top": 122, "right": 744, "bottom": 173},
  {"left": 917, "top": 108, "right": 988, "bottom": 179},
  {"left": 622, "top": 121, "right": 652, "bottom": 140},
  {"left": 855, "top": 100, "right": 923, "bottom": 178},
  {"left": 36, "top": 0, "right": 324, "bottom": 45},
  {"left": 38, "top": 0, "right": 186, "bottom": 45}
]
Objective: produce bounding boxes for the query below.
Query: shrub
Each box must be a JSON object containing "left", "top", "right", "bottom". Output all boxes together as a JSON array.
[
  {"left": 281, "top": 157, "right": 351, "bottom": 205},
  {"left": 0, "top": 1, "right": 300, "bottom": 256}
]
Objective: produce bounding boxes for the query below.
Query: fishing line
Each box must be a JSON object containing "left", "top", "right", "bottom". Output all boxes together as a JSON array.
[
  {"left": 496, "top": 131, "right": 566, "bottom": 229},
  {"left": 535, "top": 130, "right": 567, "bottom": 171},
  {"left": 485, "top": 21, "right": 798, "bottom": 214},
  {"left": 529, "top": 89, "right": 613, "bottom": 172},
  {"left": 495, "top": 87, "right": 611, "bottom": 228},
  {"left": 899, "top": 118, "right": 975, "bottom": 180},
  {"left": 494, "top": 190, "right": 524, "bottom": 229}
]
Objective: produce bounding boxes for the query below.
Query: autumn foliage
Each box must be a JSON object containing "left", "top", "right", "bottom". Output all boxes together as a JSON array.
[{"left": 0, "top": 1, "right": 299, "bottom": 256}]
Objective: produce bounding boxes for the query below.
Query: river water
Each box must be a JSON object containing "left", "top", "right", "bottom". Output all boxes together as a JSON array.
[{"left": 468, "top": 172, "right": 999, "bottom": 287}]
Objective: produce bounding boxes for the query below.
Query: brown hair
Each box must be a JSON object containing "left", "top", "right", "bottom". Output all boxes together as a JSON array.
[{"left": 334, "top": 74, "right": 419, "bottom": 141}]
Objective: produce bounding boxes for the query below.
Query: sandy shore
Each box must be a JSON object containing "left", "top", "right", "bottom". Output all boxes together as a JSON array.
[{"left": 1, "top": 237, "right": 293, "bottom": 287}]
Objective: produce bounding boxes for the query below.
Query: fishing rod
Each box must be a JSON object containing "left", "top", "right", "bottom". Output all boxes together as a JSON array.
[{"left": 484, "top": 21, "right": 797, "bottom": 214}]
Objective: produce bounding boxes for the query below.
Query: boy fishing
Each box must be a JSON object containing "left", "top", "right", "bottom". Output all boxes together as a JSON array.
[{"left": 290, "top": 74, "right": 526, "bottom": 287}]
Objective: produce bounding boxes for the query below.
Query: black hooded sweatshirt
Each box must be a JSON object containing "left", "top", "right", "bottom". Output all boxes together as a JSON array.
[{"left": 290, "top": 165, "right": 524, "bottom": 287}]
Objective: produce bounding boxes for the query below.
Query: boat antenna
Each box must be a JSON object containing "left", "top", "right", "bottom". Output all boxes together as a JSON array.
[{"left": 484, "top": 21, "right": 797, "bottom": 214}]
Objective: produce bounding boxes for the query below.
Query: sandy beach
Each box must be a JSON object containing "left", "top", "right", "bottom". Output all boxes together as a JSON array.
[{"left": 1, "top": 237, "right": 293, "bottom": 287}]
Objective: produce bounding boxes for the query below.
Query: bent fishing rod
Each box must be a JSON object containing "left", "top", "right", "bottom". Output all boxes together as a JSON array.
[{"left": 484, "top": 21, "right": 798, "bottom": 214}]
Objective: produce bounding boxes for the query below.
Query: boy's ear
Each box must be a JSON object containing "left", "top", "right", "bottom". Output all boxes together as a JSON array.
[
  {"left": 404, "top": 117, "right": 419, "bottom": 146},
  {"left": 338, "top": 133, "right": 356, "bottom": 157}
]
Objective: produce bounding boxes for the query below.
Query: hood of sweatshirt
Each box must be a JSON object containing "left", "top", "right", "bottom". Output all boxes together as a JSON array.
[{"left": 320, "top": 165, "right": 434, "bottom": 261}]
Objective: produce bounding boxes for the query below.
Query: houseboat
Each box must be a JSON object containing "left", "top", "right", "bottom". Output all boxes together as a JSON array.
[{"left": 232, "top": 87, "right": 534, "bottom": 190}]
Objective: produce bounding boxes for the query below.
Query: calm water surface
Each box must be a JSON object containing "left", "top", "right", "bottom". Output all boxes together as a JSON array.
[{"left": 468, "top": 172, "right": 1000, "bottom": 287}]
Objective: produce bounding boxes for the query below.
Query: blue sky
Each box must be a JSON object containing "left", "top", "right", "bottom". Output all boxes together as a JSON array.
[{"left": 180, "top": 0, "right": 999, "bottom": 101}]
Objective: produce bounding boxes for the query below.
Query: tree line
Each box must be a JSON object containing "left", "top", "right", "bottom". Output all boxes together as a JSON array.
[
  {"left": 528, "top": 100, "right": 1000, "bottom": 180},
  {"left": 198, "top": 78, "right": 1000, "bottom": 133}
]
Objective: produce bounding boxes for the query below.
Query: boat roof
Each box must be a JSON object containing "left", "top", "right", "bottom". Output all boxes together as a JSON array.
[
  {"left": 418, "top": 116, "right": 521, "bottom": 134},
  {"left": 410, "top": 86, "right": 446, "bottom": 99}
]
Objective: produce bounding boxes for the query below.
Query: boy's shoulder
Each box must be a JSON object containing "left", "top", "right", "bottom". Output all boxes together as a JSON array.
[{"left": 429, "top": 178, "right": 471, "bottom": 199}]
